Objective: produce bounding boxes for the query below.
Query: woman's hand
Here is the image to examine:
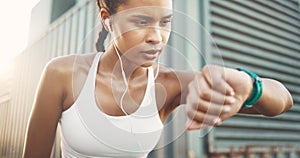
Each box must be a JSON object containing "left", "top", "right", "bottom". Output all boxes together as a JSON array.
[{"left": 185, "top": 65, "right": 253, "bottom": 130}]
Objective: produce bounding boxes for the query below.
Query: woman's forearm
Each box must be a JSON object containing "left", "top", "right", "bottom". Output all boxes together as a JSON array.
[{"left": 243, "top": 78, "right": 293, "bottom": 116}]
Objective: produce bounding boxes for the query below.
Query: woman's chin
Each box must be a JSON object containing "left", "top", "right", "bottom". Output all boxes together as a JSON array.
[{"left": 140, "top": 61, "right": 155, "bottom": 67}]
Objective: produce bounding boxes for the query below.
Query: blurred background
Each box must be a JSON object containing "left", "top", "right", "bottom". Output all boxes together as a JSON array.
[{"left": 0, "top": 0, "right": 300, "bottom": 157}]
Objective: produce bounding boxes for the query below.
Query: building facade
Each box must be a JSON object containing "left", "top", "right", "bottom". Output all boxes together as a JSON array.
[{"left": 0, "top": 0, "right": 300, "bottom": 157}]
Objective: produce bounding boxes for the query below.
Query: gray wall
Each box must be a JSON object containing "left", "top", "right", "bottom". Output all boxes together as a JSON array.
[{"left": 207, "top": 0, "right": 300, "bottom": 157}]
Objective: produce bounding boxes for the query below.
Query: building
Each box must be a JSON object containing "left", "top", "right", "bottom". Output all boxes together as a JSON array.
[{"left": 0, "top": 0, "right": 300, "bottom": 157}]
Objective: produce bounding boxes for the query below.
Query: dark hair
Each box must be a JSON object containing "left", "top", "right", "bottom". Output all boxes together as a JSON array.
[{"left": 95, "top": 0, "right": 126, "bottom": 52}]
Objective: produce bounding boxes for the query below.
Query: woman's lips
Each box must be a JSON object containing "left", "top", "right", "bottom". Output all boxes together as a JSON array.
[{"left": 142, "top": 50, "right": 160, "bottom": 60}]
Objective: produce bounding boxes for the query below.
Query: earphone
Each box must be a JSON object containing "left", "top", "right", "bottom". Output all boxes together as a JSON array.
[{"left": 104, "top": 19, "right": 111, "bottom": 32}]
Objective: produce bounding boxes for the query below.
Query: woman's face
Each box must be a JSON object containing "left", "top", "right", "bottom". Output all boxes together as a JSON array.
[{"left": 110, "top": 0, "right": 173, "bottom": 67}]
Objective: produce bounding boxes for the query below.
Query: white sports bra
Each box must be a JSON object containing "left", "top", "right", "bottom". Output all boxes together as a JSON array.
[{"left": 59, "top": 53, "right": 163, "bottom": 158}]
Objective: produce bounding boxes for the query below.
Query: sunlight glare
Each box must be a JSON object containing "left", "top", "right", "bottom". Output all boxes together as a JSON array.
[{"left": 0, "top": 0, "right": 40, "bottom": 78}]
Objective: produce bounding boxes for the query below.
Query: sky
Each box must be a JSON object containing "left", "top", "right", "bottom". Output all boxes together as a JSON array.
[{"left": 0, "top": 0, "right": 40, "bottom": 76}]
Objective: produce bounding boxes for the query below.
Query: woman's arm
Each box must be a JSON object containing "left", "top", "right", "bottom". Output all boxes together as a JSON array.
[
  {"left": 239, "top": 78, "right": 293, "bottom": 116},
  {"left": 185, "top": 65, "right": 293, "bottom": 130},
  {"left": 23, "top": 58, "right": 69, "bottom": 158}
]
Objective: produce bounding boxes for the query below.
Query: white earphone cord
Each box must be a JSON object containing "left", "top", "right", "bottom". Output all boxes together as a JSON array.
[
  {"left": 113, "top": 42, "right": 160, "bottom": 115},
  {"left": 113, "top": 43, "right": 129, "bottom": 112}
]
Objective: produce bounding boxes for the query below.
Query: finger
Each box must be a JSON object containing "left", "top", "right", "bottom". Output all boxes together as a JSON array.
[
  {"left": 186, "top": 110, "right": 222, "bottom": 126},
  {"left": 191, "top": 75, "right": 232, "bottom": 104},
  {"left": 186, "top": 85, "right": 235, "bottom": 115},
  {"left": 185, "top": 120, "right": 209, "bottom": 130},
  {"left": 206, "top": 76, "right": 235, "bottom": 96},
  {"left": 198, "top": 89, "right": 236, "bottom": 105},
  {"left": 219, "top": 99, "right": 245, "bottom": 121},
  {"left": 191, "top": 99, "right": 232, "bottom": 115}
]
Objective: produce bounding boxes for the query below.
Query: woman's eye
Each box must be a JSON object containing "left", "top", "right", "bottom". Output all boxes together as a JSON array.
[
  {"left": 160, "top": 19, "right": 172, "bottom": 26},
  {"left": 135, "top": 20, "right": 148, "bottom": 26}
]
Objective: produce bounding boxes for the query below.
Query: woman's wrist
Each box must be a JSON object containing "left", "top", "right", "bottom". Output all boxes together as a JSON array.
[{"left": 237, "top": 68, "right": 263, "bottom": 109}]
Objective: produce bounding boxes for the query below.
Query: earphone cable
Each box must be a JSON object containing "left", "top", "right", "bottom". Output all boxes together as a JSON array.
[{"left": 113, "top": 42, "right": 129, "bottom": 115}]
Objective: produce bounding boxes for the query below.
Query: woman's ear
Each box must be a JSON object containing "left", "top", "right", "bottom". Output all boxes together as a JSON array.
[{"left": 100, "top": 8, "right": 112, "bottom": 32}]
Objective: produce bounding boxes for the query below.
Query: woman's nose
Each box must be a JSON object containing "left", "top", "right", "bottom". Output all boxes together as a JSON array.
[{"left": 145, "top": 27, "right": 163, "bottom": 45}]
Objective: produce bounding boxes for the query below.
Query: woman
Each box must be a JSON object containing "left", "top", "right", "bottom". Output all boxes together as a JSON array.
[{"left": 23, "top": 0, "right": 293, "bottom": 157}]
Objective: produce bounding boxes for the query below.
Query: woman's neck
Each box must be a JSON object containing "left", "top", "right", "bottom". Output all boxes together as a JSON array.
[{"left": 99, "top": 46, "right": 147, "bottom": 81}]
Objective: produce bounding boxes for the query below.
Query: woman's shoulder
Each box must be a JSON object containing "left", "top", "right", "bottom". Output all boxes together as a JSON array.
[
  {"left": 45, "top": 52, "right": 98, "bottom": 75},
  {"left": 40, "top": 53, "right": 99, "bottom": 108}
]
